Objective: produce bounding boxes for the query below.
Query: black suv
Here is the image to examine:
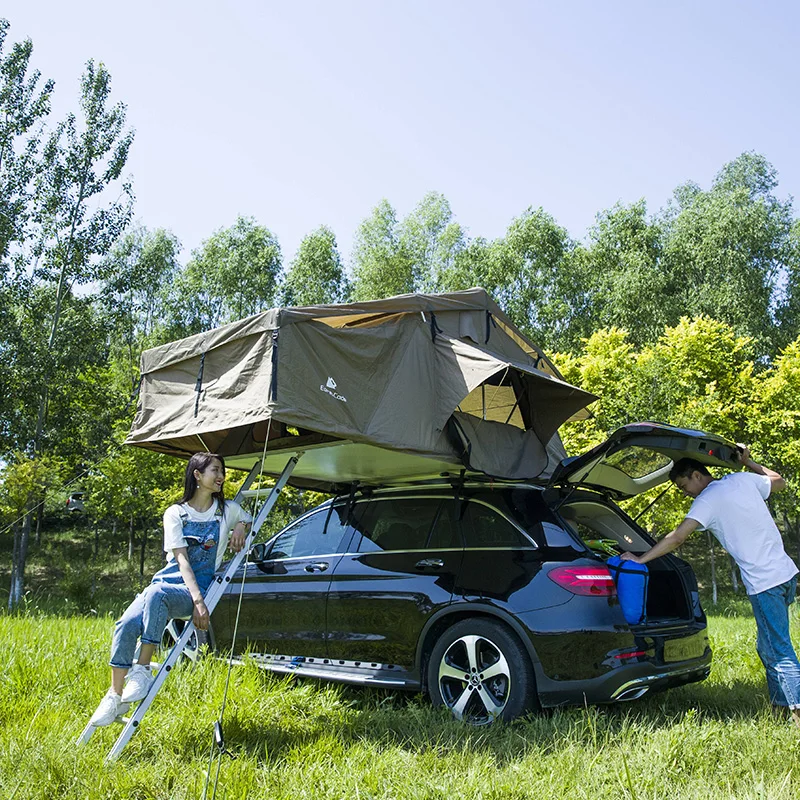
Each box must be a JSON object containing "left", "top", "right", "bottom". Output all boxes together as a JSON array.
[{"left": 209, "top": 423, "right": 739, "bottom": 724}]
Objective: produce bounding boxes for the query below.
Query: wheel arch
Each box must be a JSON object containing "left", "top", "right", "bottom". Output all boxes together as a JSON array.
[{"left": 416, "top": 603, "right": 542, "bottom": 692}]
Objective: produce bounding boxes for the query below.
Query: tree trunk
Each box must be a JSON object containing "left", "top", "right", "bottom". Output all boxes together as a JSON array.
[
  {"left": 8, "top": 509, "right": 33, "bottom": 610},
  {"left": 139, "top": 524, "right": 147, "bottom": 577},
  {"left": 707, "top": 531, "right": 717, "bottom": 606},
  {"left": 729, "top": 555, "right": 739, "bottom": 593},
  {"left": 128, "top": 514, "right": 134, "bottom": 561}
]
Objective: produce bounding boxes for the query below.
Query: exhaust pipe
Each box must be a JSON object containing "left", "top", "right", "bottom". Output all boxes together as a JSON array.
[{"left": 615, "top": 686, "right": 650, "bottom": 701}]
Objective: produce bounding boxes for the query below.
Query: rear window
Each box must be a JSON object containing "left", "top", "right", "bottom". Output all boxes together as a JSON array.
[
  {"left": 461, "top": 501, "right": 532, "bottom": 548},
  {"left": 604, "top": 446, "right": 671, "bottom": 478}
]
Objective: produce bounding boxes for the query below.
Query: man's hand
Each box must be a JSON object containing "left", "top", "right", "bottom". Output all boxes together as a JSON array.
[
  {"left": 192, "top": 598, "right": 210, "bottom": 630},
  {"left": 620, "top": 552, "right": 642, "bottom": 563},
  {"left": 736, "top": 443, "right": 752, "bottom": 465},
  {"left": 229, "top": 522, "right": 249, "bottom": 552}
]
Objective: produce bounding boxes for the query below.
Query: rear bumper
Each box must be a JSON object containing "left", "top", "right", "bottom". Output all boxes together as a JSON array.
[{"left": 534, "top": 627, "right": 712, "bottom": 707}]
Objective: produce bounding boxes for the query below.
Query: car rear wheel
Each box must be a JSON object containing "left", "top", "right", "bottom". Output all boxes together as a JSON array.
[{"left": 427, "top": 618, "right": 536, "bottom": 725}]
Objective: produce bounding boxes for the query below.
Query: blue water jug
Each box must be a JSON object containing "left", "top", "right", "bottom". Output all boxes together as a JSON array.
[{"left": 606, "top": 555, "right": 649, "bottom": 625}]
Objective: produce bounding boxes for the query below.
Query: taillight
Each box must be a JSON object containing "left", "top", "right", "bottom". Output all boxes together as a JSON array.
[{"left": 548, "top": 565, "right": 617, "bottom": 596}]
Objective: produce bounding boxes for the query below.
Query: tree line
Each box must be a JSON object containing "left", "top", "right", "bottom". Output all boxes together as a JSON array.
[{"left": 1, "top": 18, "right": 800, "bottom": 608}]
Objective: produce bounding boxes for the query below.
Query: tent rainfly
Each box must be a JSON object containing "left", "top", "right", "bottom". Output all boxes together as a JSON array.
[{"left": 126, "top": 288, "right": 597, "bottom": 490}]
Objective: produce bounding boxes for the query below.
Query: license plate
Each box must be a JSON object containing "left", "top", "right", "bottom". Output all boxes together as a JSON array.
[{"left": 663, "top": 633, "right": 708, "bottom": 662}]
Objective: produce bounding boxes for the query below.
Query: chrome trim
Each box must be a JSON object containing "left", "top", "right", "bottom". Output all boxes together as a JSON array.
[{"left": 609, "top": 664, "right": 710, "bottom": 700}]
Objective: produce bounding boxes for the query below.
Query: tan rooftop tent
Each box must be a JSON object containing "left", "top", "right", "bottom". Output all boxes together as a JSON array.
[{"left": 126, "top": 288, "right": 596, "bottom": 490}]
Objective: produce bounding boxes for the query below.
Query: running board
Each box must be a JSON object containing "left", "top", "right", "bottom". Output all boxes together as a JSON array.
[
  {"left": 235, "top": 653, "right": 416, "bottom": 688},
  {"left": 76, "top": 453, "right": 302, "bottom": 761}
]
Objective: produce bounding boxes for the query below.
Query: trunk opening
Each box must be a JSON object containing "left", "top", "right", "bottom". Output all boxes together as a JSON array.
[{"left": 558, "top": 497, "right": 694, "bottom": 623}]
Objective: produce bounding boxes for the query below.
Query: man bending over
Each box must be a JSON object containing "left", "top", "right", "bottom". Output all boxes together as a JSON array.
[{"left": 621, "top": 446, "right": 800, "bottom": 725}]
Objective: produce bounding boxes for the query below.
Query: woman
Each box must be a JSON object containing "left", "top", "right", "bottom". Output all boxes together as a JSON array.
[{"left": 90, "top": 453, "right": 252, "bottom": 726}]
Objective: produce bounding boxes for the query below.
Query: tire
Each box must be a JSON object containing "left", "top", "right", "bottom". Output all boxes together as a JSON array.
[
  {"left": 427, "top": 618, "right": 537, "bottom": 725},
  {"left": 161, "top": 618, "right": 209, "bottom": 663}
]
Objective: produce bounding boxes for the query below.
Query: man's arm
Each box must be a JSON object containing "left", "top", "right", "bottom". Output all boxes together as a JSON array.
[
  {"left": 737, "top": 444, "right": 785, "bottom": 493},
  {"left": 620, "top": 517, "right": 700, "bottom": 564}
]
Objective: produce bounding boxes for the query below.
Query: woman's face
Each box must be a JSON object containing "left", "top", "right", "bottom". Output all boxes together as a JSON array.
[{"left": 194, "top": 458, "right": 225, "bottom": 494}]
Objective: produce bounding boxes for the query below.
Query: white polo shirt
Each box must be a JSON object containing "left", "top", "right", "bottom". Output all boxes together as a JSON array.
[{"left": 687, "top": 472, "right": 797, "bottom": 595}]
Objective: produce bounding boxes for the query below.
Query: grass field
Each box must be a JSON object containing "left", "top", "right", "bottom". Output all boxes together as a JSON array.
[{"left": 2, "top": 527, "right": 800, "bottom": 799}]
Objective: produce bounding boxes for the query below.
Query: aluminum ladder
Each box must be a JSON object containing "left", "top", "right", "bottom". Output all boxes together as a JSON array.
[{"left": 76, "top": 453, "right": 301, "bottom": 762}]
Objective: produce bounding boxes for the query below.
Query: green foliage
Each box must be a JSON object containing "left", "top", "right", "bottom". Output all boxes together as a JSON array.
[
  {"left": 168, "top": 216, "right": 281, "bottom": 334},
  {"left": 282, "top": 225, "right": 348, "bottom": 306},
  {"left": 83, "top": 444, "right": 185, "bottom": 532},
  {"left": 350, "top": 199, "right": 413, "bottom": 300}
]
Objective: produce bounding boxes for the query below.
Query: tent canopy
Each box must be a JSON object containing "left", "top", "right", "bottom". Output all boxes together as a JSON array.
[{"left": 127, "top": 288, "right": 597, "bottom": 490}]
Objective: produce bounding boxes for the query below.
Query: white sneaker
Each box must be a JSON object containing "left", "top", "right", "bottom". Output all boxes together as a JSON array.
[
  {"left": 121, "top": 663, "right": 154, "bottom": 703},
  {"left": 89, "top": 690, "right": 130, "bottom": 726}
]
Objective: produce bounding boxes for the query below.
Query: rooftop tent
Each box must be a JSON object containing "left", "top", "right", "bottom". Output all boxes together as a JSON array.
[{"left": 126, "top": 288, "right": 597, "bottom": 490}]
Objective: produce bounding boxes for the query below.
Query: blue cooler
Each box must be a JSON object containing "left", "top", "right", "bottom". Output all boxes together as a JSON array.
[{"left": 606, "top": 555, "right": 649, "bottom": 625}]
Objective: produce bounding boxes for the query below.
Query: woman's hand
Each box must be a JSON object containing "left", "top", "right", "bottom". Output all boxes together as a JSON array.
[
  {"left": 229, "top": 522, "right": 249, "bottom": 552},
  {"left": 192, "top": 598, "right": 210, "bottom": 630}
]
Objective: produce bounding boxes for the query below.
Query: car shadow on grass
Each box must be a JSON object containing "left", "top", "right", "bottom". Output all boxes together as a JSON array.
[{"left": 172, "top": 674, "right": 776, "bottom": 768}]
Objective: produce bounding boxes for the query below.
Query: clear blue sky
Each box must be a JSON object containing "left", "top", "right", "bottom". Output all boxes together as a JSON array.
[{"left": 5, "top": 1, "right": 799, "bottom": 268}]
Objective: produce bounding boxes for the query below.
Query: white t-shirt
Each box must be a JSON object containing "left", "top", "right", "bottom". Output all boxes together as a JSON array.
[
  {"left": 687, "top": 472, "right": 797, "bottom": 595},
  {"left": 163, "top": 500, "right": 252, "bottom": 570}
]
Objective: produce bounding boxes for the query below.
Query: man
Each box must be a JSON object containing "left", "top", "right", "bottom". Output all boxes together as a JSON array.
[{"left": 621, "top": 445, "right": 800, "bottom": 725}]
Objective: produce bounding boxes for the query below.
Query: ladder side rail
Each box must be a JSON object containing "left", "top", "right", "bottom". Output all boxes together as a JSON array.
[{"left": 102, "top": 453, "right": 301, "bottom": 762}]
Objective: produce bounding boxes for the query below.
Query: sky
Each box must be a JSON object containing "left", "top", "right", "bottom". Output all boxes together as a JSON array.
[{"left": 4, "top": 1, "right": 799, "bottom": 269}]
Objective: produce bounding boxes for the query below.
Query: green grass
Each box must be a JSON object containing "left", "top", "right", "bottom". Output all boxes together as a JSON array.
[
  {"left": 1, "top": 610, "right": 799, "bottom": 800},
  {"left": 2, "top": 525, "right": 799, "bottom": 798}
]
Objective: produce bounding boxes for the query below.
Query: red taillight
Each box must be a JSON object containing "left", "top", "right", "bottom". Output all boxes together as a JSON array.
[
  {"left": 613, "top": 650, "right": 647, "bottom": 660},
  {"left": 548, "top": 565, "right": 617, "bottom": 596}
]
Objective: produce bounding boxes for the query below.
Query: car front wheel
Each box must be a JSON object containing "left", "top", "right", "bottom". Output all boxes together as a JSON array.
[
  {"left": 427, "top": 618, "right": 537, "bottom": 725},
  {"left": 161, "top": 619, "right": 209, "bottom": 662}
]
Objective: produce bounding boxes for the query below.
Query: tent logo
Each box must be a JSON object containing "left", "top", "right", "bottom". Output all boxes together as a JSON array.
[{"left": 320, "top": 376, "right": 347, "bottom": 403}]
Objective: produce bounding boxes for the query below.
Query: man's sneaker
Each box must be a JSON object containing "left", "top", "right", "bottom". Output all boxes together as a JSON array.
[
  {"left": 89, "top": 690, "right": 130, "bottom": 727},
  {"left": 121, "top": 663, "right": 155, "bottom": 703}
]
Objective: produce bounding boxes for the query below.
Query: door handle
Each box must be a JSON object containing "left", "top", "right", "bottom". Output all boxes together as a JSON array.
[
  {"left": 304, "top": 562, "right": 329, "bottom": 573},
  {"left": 415, "top": 558, "right": 444, "bottom": 569}
]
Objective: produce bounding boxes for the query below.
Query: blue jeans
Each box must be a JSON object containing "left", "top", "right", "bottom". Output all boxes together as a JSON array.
[
  {"left": 109, "top": 582, "right": 194, "bottom": 669},
  {"left": 748, "top": 575, "right": 800, "bottom": 709}
]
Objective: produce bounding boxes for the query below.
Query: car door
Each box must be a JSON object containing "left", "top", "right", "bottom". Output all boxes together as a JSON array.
[
  {"left": 326, "top": 496, "right": 463, "bottom": 668},
  {"left": 216, "top": 504, "right": 351, "bottom": 658}
]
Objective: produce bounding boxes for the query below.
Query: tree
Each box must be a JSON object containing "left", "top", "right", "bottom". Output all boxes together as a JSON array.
[
  {"left": 7, "top": 59, "right": 134, "bottom": 609},
  {"left": 350, "top": 200, "right": 414, "bottom": 301},
  {"left": 581, "top": 200, "right": 677, "bottom": 347},
  {"left": 0, "top": 18, "right": 54, "bottom": 268},
  {"left": 100, "top": 226, "right": 181, "bottom": 390},
  {"left": 661, "top": 152, "right": 794, "bottom": 357},
  {"left": 168, "top": 216, "right": 281, "bottom": 334},
  {"left": 751, "top": 336, "right": 800, "bottom": 562},
  {"left": 1, "top": 452, "right": 67, "bottom": 609},
  {"left": 398, "top": 192, "right": 465, "bottom": 294},
  {"left": 282, "top": 225, "right": 348, "bottom": 306},
  {"left": 0, "top": 19, "right": 54, "bottom": 453}
]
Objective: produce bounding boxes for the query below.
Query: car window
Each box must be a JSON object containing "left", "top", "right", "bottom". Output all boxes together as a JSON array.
[
  {"left": 350, "top": 498, "right": 442, "bottom": 552},
  {"left": 461, "top": 501, "right": 532, "bottom": 548},
  {"left": 427, "top": 501, "right": 464, "bottom": 549},
  {"left": 269, "top": 508, "right": 350, "bottom": 559}
]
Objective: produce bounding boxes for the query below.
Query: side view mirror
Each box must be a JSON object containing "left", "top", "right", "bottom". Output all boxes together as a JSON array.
[{"left": 250, "top": 542, "right": 270, "bottom": 562}]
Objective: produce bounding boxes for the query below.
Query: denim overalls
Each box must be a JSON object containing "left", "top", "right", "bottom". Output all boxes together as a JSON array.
[{"left": 109, "top": 503, "right": 222, "bottom": 669}]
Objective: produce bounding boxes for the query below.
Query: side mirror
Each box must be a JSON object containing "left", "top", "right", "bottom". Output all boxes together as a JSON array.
[{"left": 250, "top": 542, "right": 269, "bottom": 562}]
